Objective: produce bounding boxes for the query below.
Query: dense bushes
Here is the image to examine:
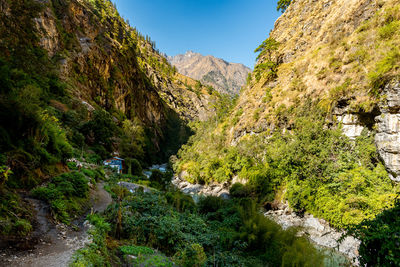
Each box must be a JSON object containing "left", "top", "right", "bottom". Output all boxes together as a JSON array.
[
  {"left": 149, "top": 169, "right": 173, "bottom": 190},
  {"left": 32, "top": 171, "right": 90, "bottom": 224},
  {"left": 0, "top": 58, "right": 73, "bottom": 187},
  {"left": 120, "top": 245, "right": 174, "bottom": 267},
  {"left": 348, "top": 198, "right": 400, "bottom": 266},
  {"left": 165, "top": 190, "right": 196, "bottom": 212},
  {"left": 0, "top": 188, "right": 33, "bottom": 237},
  {"left": 102, "top": 191, "right": 324, "bottom": 266}
]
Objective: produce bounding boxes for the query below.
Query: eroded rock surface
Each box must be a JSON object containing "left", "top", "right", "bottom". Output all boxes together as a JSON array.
[
  {"left": 172, "top": 175, "right": 230, "bottom": 199},
  {"left": 375, "top": 81, "right": 400, "bottom": 181},
  {"left": 336, "top": 114, "right": 364, "bottom": 140}
]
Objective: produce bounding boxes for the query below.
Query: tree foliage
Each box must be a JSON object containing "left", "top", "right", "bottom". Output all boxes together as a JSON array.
[
  {"left": 102, "top": 191, "right": 324, "bottom": 266},
  {"left": 348, "top": 198, "right": 400, "bottom": 266},
  {"left": 277, "top": 0, "right": 293, "bottom": 12}
]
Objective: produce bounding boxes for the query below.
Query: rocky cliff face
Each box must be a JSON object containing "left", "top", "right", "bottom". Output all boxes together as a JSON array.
[
  {"left": 168, "top": 51, "right": 251, "bottom": 95},
  {"left": 376, "top": 80, "right": 400, "bottom": 181},
  {"left": 0, "top": 0, "right": 219, "bottom": 158},
  {"left": 231, "top": 0, "right": 400, "bottom": 180}
]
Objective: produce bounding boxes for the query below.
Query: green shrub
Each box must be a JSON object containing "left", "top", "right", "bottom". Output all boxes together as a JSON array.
[
  {"left": 125, "top": 158, "right": 143, "bottom": 176},
  {"left": 134, "top": 254, "right": 174, "bottom": 267},
  {"left": 378, "top": 20, "right": 400, "bottom": 39},
  {"left": 32, "top": 184, "right": 60, "bottom": 201},
  {"left": 67, "top": 161, "right": 77, "bottom": 170},
  {"left": 165, "top": 190, "right": 196, "bottom": 212},
  {"left": 84, "top": 153, "right": 102, "bottom": 164},
  {"left": 230, "top": 183, "right": 251, "bottom": 198},
  {"left": 82, "top": 168, "right": 96, "bottom": 179},
  {"left": 31, "top": 171, "right": 89, "bottom": 223},
  {"left": 0, "top": 189, "right": 33, "bottom": 237},
  {"left": 348, "top": 198, "right": 400, "bottom": 266},
  {"left": 93, "top": 167, "right": 106, "bottom": 181},
  {"left": 70, "top": 214, "right": 113, "bottom": 266},
  {"left": 120, "top": 245, "right": 154, "bottom": 256},
  {"left": 50, "top": 199, "right": 69, "bottom": 223},
  {"left": 150, "top": 170, "right": 173, "bottom": 190},
  {"left": 13, "top": 218, "right": 33, "bottom": 236},
  {"left": 173, "top": 243, "right": 206, "bottom": 267},
  {"left": 277, "top": 0, "right": 292, "bottom": 12},
  {"left": 197, "top": 195, "right": 224, "bottom": 214},
  {"left": 368, "top": 48, "right": 400, "bottom": 95}
]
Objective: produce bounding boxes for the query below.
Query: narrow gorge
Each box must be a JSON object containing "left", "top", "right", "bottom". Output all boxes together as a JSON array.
[{"left": 0, "top": 0, "right": 399, "bottom": 266}]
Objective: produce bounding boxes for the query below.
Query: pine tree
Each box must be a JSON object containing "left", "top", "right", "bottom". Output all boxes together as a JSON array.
[{"left": 277, "top": 0, "right": 292, "bottom": 12}]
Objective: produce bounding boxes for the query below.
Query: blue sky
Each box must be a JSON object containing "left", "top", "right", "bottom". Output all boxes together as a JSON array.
[{"left": 112, "top": 0, "right": 281, "bottom": 68}]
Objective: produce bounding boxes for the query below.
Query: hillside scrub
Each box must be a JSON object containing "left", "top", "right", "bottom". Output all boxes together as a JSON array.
[
  {"left": 31, "top": 171, "right": 94, "bottom": 224},
  {"left": 236, "top": 0, "right": 400, "bottom": 135},
  {"left": 175, "top": 104, "right": 398, "bottom": 229}
]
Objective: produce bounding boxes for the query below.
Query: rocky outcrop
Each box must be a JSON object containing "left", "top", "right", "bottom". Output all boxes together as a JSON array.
[
  {"left": 172, "top": 175, "right": 230, "bottom": 199},
  {"left": 375, "top": 81, "right": 400, "bottom": 181},
  {"left": 265, "top": 204, "right": 360, "bottom": 265},
  {"left": 336, "top": 114, "right": 364, "bottom": 140},
  {"left": 168, "top": 51, "right": 251, "bottom": 95}
]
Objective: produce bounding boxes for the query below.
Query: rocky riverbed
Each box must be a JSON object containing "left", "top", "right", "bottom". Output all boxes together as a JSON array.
[{"left": 172, "top": 174, "right": 230, "bottom": 199}]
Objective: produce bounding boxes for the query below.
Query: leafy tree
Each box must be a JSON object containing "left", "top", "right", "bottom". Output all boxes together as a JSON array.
[
  {"left": 80, "top": 109, "right": 117, "bottom": 157},
  {"left": 150, "top": 169, "right": 173, "bottom": 190},
  {"left": 119, "top": 119, "right": 145, "bottom": 161},
  {"left": 255, "top": 37, "right": 280, "bottom": 61},
  {"left": 277, "top": 0, "right": 293, "bottom": 12},
  {"left": 174, "top": 243, "right": 207, "bottom": 267},
  {"left": 348, "top": 198, "right": 400, "bottom": 266}
]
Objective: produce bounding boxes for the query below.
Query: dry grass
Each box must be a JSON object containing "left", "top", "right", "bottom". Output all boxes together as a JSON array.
[{"left": 231, "top": 0, "right": 400, "bottom": 139}]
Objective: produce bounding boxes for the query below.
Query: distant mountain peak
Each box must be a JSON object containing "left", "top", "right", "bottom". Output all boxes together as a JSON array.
[
  {"left": 185, "top": 50, "right": 199, "bottom": 57},
  {"left": 168, "top": 52, "right": 251, "bottom": 95}
]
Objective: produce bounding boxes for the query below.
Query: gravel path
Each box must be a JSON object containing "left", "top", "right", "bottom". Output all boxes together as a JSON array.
[{"left": 0, "top": 182, "right": 112, "bottom": 267}]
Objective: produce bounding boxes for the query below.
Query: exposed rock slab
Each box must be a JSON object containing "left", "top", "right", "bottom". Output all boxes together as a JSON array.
[
  {"left": 172, "top": 176, "right": 230, "bottom": 199},
  {"left": 336, "top": 114, "right": 364, "bottom": 140},
  {"left": 375, "top": 81, "right": 400, "bottom": 181}
]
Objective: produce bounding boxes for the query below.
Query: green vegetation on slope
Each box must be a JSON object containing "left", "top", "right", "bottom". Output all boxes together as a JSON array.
[
  {"left": 175, "top": 1, "right": 400, "bottom": 264},
  {"left": 71, "top": 171, "right": 325, "bottom": 266},
  {"left": 175, "top": 103, "right": 398, "bottom": 229},
  {"left": 32, "top": 166, "right": 105, "bottom": 224},
  {"left": 0, "top": 0, "right": 208, "bottom": 240}
]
